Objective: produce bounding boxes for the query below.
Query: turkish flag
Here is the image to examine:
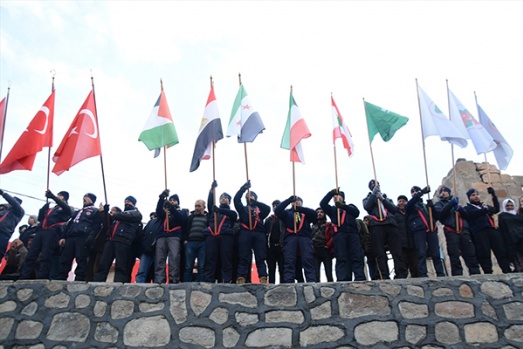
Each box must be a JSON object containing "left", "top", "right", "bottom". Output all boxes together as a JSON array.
[
  {"left": 52, "top": 90, "right": 101, "bottom": 175},
  {"left": 0, "top": 91, "right": 55, "bottom": 174}
]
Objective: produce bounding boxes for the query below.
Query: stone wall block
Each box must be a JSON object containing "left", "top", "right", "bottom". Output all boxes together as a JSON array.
[
  {"left": 94, "top": 285, "right": 114, "bottom": 297},
  {"left": 139, "top": 301, "right": 164, "bottom": 312},
  {"left": 123, "top": 315, "right": 170, "bottom": 347},
  {"left": 310, "top": 301, "right": 332, "bottom": 320},
  {"left": 0, "top": 284, "right": 9, "bottom": 299},
  {"left": 45, "top": 282, "right": 63, "bottom": 292},
  {"left": 398, "top": 301, "right": 428, "bottom": 319},
  {"left": 47, "top": 312, "right": 90, "bottom": 342},
  {"left": 339, "top": 293, "right": 390, "bottom": 319},
  {"left": 320, "top": 287, "right": 335, "bottom": 298},
  {"left": 407, "top": 285, "right": 424, "bottom": 298},
  {"left": 44, "top": 292, "right": 70, "bottom": 309},
  {"left": 354, "top": 321, "right": 398, "bottom": 346},
  {"left": 503, "top": 302, "right": 523, "bottom": 321},
  {"left": 223, "top": 327, "right": 240, "bottom": 348},
  {"left": 119, "top": 284, "right": 141, "bottom": 298},
  {"left": 435, "top": 301, "right": 474, "bottom": 318},
  {"left": 300, "top": 325, "right": 344, "bottom": 346},
  {"left": 209, "top": 307, "right": 229, "bottom": 324},
  {"left": 264, "top": 286, "right": 297, "bottom": 307},
  {"left": 219, "top": 291, "right": 257, "bottom": 308},
  {"left": 432, "top": 287, "right": 453, "bottom": 297},
  {"left": 303, "top": 285, "right": 315, "bottom": 303},
  {"left": 169, "top": 289, "right": 187, "bottom": 324},
  {"left": 379, "top": 283, "right": 401, "bottom": 297},
  {"left": 0, "top": 300, "right": 16, "bottom": 313},
  {"left": 481, "top": 281, "right": 513, "bottom": 299},
  {"left": 94, "top": 300, "right": 107, "bottom": 317},
  {"left": 235, "top": 312, "right": 259, "bottom": 326},
  {"left": 190, "top": 290, "right": 212, "bottom": 316},
  {"left": 179, "top": 326, "right": 215, "bottom": 348},
  {"left": 266, "top": 310, "right": 304, "bottom": 324},
  {"left": 111, "top": 299, "right": 135, "bottom": 319},
  {"left": 504, "top": 325, "right": 523, "bottom": 343},
  {"left": 21, "top": 301, "right": 37, "bottom": 316},
  {"left": 459, "top": 284, "right": 474, "bottom": 298},
  {"left": 16, "top": 288, "right": 33, "bottom": 301},
  {"left": 405, "top": 324, "right": 426, "bottom": 344},
  {"left": 481, "top": 301, "right": 498, "bottom": 320},
  {"left": 435, "top": 321, "right": 460, "bottom": 344},
  {"left": 67, "top": 283, "right": 89, "bottom": 293},
  {"left": 94, "top": 322, "right": 118, "bottom": 344},
  {"left": 245, "top": 328, "right": 292, "bottom": 348},
  {"left": 145, "top": 286, "right": 164, "bottom": 299},
  {"left": 75, "top": 294, "right": 90, "bottom": 308},
  {"left": 464, "top": 322, "right": 499, "bottom": 344},
  {"left": 0, "top": 317, "right": 14, "bottom": 340}
]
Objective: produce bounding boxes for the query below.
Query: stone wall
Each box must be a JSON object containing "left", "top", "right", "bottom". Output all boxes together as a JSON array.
[{"left": 1, "top": 275, "right": 523, "bottom": 348}]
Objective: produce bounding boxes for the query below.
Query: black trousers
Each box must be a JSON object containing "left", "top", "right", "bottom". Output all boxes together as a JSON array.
[
  {"left": 371, "top": 224, "right": 407, "bottom": 279},
  {"left": 94, "top": 240, "right": 133, "bottom": 283},
  {"left": 20, "top": 230, "right": 58, "bottom": 280},
  {"left": 267, "top": 244, "right": 284, "bottom": 284},
  {"left": 57, "top": 235, "right": 89, "bottom": 281},
  {"left": 445, "top": 230, "right": 480, "bottom": 276},
  {"left": 472, "top": 227, "right": 511, "bottom": 274}
]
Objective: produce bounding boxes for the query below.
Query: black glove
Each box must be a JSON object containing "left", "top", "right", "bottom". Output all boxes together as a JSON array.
[
  {"left": 211, "top": 180, "right": 218, "bottom": 190},
  {"left": 487, "top": 187, "right": 495, "bottom": 195},
  {"left": 330, "top": 188, "right": 340, "bottom": 196},
  {"left": 288, "top": 195, "right": 296, "bottom": 202},
  {"left": 455, "top": 205, "right": 462, "bottom": 211},
  {"left": 212, "top": 205, "right": 220, "bottom": 213},
  {"left": 242, "top": 180, "right": 251, "bottom": 191},
  {"left": 335, "top": 201, "right": 344, "bottom": 208},
  {"left": 450, "top": 197, "right": 459, "bottom": 207},
  {"left": 160, "top": 189, "right": 170, "bottom": 199},
  {"left": 421, "top": 186, "right": 431, "bottom": 195},
  {"left": 372, "top": 185, "right": 380, "bottom": 195},
  {"left": 0, "top": 189, "right": 4, "bottom": 196},
  {"left": 104, "top": 204, "right": 110, "bottom": 213},
  {"left": 427, "top": 199, "right": 433, "bottom": 206}
]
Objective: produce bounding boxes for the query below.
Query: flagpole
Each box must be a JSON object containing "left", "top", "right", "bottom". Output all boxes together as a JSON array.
[
  {"left": 446, "top": 79, "right": 460, "bottom": 232},
  {"left": 415, "top": 79, "right": 434, "bottom": 230},
  {"left": 238, "top": 73, "right": 253, "bottom": 230},
  {"left": 331, "top": 93, "right": 341, "bottom": 226},
  {"left": 91, "top": 74, "right": 109, "bottom": 205},
  {"left": 46, "top": 72, "right": 56, "bottom": 196},
  {"left": 362, "top": 98, "right": 383, "bottom": 221},
  {"left": 0, "top": 84, "right": 11, "bottom": 163},
  {"left": 210, "top": 76, "right": 218, "bottom": 234}
]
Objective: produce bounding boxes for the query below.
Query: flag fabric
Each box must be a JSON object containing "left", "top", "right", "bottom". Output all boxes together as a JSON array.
[
  {"left": 189, "top": 85, "right": 224, "bottom": 172},
  {"left": 0, "top": 97, "right": 6, "bottom": 146},
  {"left": 364, "top": 101, "right": 409, "bottom": 143},
  {"left": 226, "top": 84, "right": 264, "bottom": 143},
  {"left": 280, "top": 91, "right": 311, "bottom": 163},
  {"left": 477, "top": 102, "right": 513, "bottom": 170},
  {"left": 0, "top": 91, "right": 55, "bottom": 174},
  {"left": 417, "top": 86, "right": 468, "bottom": 148},
  {"left": 52, "top": 90, "right": 101, "bottom": 175},
  {"left": 448, "top": 90, "right": 496, "bottom": 154},
  {"left": 139, "top": 89, "right": 179, "bottom": 156},
  {"left": 331, "top": 96, "right": 354, "bottom": 157}
]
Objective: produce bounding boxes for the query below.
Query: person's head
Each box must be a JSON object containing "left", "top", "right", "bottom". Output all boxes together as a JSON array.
[
  {"left": 28, "top": 215, "right": 38, "bottom": 226},
  {"left": 316, "top": 207, "right": 325, "bottom": 221},
  {"left": 169, "top": 194, "right": 180, "bottom": 206},
  {"left": 519, "top": 195, "right": 523, "bottom": 215},
  {"left": 467, "top": 189, "right": 480, "bottom": 204},
  {"left": 57, "top": 191, "right": 69, "bottom": 202},
  {"left": 333, "top": 191, "right": 345, "bottom": 203},
  {"left": 295, "top": 197, "right": 303, "bottom": 207},
  {"left": 503, "top": 199, "right": 516, "bottom": 215},
  {"left": 272, "top": 200, "right": 281, "bottom": 211},
  {"left": 220, "top": 192, "right": 231, "bottom": 206},
  {"left": 124, "top": 195, "right": 137, "bottom": 209},
  {"left": 18, "top": 224, "right": 28, "bottom": 234},
  {"left": 410, "top": 186, "right": 422, "bottom": 197},
  {"left": 245, "top": 191, "right": 258, "bottom": 202},
  {"left": 149, "top": 212, "right": 157, "bottom": 220},
  {"left": 439, "top": 186, "right": 452, "bottom": 200},
  {"left": 368, "top": 179, "right": 379, "bottom": 191},
  {"left": 397, "top": 195, "right": 408, "bottom": 210},
  {"left": 110, "top": 206, "right": 122, "bottom": 215},
  {"left": 363, "top": 215, "right": 371, "bottom": 226},
  {"left": 194, "top": 200, "right": 205, "bottom": 214},
  {"left": 84, "top": 193, "right": 97, "bottom": 206}
]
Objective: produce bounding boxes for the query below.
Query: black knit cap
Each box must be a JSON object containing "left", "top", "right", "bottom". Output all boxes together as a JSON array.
[
  {"left": 397, "top": 195, "right": 408, "bottom": 202},
  {"left": 58, "top": 191, "right": 69, "bottom": 202},
  {"left": 466, "top": 188, "right": 478, "bottom": 199},
  {"left": 84, "top": 193, "right": 97, "bottom": 203}
]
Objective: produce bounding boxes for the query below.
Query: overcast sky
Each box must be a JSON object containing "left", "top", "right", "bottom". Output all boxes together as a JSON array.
[{"left": 1, "top": 1, "right": 522, "bottom": 234}]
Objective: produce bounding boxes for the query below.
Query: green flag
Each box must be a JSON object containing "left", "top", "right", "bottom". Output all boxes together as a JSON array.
[{"left": 365, "top": 101, "right": 409, "bottom": 143}]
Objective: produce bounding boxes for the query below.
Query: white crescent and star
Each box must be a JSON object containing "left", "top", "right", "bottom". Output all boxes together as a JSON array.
[
  {"left": 33, "top": 106, "right": 49, "bottom": 134},
  {"left": 80, "top": 109, "right": 98, "bottom": 139}
]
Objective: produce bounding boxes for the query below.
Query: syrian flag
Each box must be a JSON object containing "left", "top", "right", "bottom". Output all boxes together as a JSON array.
[
  {"left": 0, "top": 91, "right": 55, "bottom": 174},
  {"left": 226, "top": 84, "right": 264, "bottom": 143},
  {"left": 52, "top": 90, "right": 101, "bottom": 175},
  {"left": 417, "top": 86, "right": 468, "bottom": 148},
  {"left": 139, "top": 89, "right": 179, "bottom": 157},
  {"left": 448, "top": 89, "right": 496, "bottom": 154},
  {"left": 477, "top": 102, "right": 513, "bottom": 170},
  {"left": 190, "top": 85, "right": 223, "bottom": 172},
  {"left": 331, "top": 95, "right": 354, "bottom": 157},
  {"left": 280, "top": 90, "right": 311, "bottom": 163}
]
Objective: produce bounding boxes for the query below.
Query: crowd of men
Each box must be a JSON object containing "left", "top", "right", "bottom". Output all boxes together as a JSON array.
[{"left": 1, "top": 180, "right": 522, "bottom": 283}]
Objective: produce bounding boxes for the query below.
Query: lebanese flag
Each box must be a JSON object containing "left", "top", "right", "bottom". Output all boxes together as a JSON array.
[
  {"left": 52, "top": 90, "right": 101, "bottom": 175},
  {"left": 0, "top": 91, "right": 55, "bottom": 174},
  {"left": 280, "top": 91, "right": 311, "bottom": 163},
  {"left": 331, "top": 96, "right": 354, "bottom": 157},
  {"left": 189, "top": 85, "right": 223, "bottom": 172}
]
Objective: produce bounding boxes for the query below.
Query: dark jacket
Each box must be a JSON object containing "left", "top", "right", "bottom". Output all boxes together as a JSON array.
[
  {"left": 463, "top": 196, "right": 500, "bottom": 233},
  {"left": 206, "top": 190, "right": 237, "bottom": 236},
  {"left": 319, "top": 191, "right": 360, "bottom": 234},
  {"left": 363, "top": 192, "right": 398, "bottom": 227},
  {"left": 107, "top": 207, "right": 143, "bottom": 245},
  {"left": 140, "top": 218, "right": 163, "bottom": 256},
  {"left": 434, "top": 198, "right": 470, "bottom": 233},
  {"left": 394, "top": 209, "right": 415, "bottom": 249},
  {"left": 264, "top": 214, "right": 286, "bottom": 247},
  {"left": 38, "top": 199, "right": 74, "bottom": 233},
  {"left": 233, "top": 186, "right": 270, "bottom": 234},
  {"left": 274, "top": 197, "right": 317, "bottom": 239},
  {"left": 63, "top": 204, "right": 102, "bottom": 239},
  {"left": 311, "top": 219, "right": 334, "bottom": 254},
  {"left": 0, "top": 192, "right": 25, "bottom": 237},
  {"left": 156, "top": 196, "right": 188, "bottom": 239},
  {"left": 406, "top": 193, "right": 437, "bottom": 233}
]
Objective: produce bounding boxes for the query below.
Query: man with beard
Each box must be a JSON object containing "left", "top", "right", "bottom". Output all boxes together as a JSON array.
[
  {"left": 94, "top": 196, "right": 143, "bottom": 283},
  {"left": 264, "top": 200, "right": 285, "bottom": 284},
  {"left": 311, "top": 207, "right": 334, "bottom": 282},
  {"left": 463, "top": 187, "right": 511, "bottom": 274},
  {"left": 434, "top": 186, "right": 480, "bottom": 276}
]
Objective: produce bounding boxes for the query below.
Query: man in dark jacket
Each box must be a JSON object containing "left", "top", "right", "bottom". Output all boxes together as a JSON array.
[
  {"left": 204, "top": 180, "right": 238, "bottom": 283},
  {"left": 395, "top": 195, "right": 418, "bottom": 277},
  {"left": 155, "top": 190, "right": 188, "bottom": 284},
  {"left": 434, "top": 186, "right": 480, "bottom": 276},
  {"left": 264, "top": 199, "right": 285, "bottom": 284},
  {"left": 363, "top": 180, "right": 407, "bottom": 279},
  {"left": 0, "top": 189, "right": 25, "bottom": 260},
  {"left": 234, "top": 180, "right": 271, "bottom": 284},
  {"left": 320, "top": 188, "right": 365, "bottom": 281},
  {"left": 57, "top": 193, "right": 102, "bottom": 281},
  {"left": 94, "top": 196, "right": 143, "bottom": 283},
  {"left": 135, "top": 214, "right": 162, "bottom": 283},
  {"left": 463, "top": 187, "right": 511, "bottom": 274},
  {"left": 311, "top": 207, "right": 334, "bottom": 282},
  {"left": 406, "top": 185, "right": 445, "bottom": 277},
  {"left": 183, "top": 199, "right": 208, "bottom": 282},
  {"left": 275, "top": 195, "right": 317, "bottom": 283},
  {"left": 20, "top": 190, "right": 74, "bottom": 280}
]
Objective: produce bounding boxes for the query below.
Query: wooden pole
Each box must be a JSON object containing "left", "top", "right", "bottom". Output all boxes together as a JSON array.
[
  {"left": 46, "top": 72, "right": 55, "bottom": 200},
  {"left": 210, "top": 76, "right": 218, "bottom": 234},
  {"left": 90, "top": 74, "right": 108, "bottom": 205},
  {"left": 238, "top": 73, "right": 252, "bottom": 229},
  {"left": 446, "top": 79, "right": 460, "bottom": 232}
]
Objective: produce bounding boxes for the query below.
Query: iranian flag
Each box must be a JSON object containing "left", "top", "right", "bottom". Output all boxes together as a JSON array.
[
  {"left": 280, "top": 90, "right": 311, "bottom": 163},
  {"left": 139, "top": 89, "right": 179, "bottom": 155},
  {"left": 190, "top": 85, "right": 223, "bottom": 172},
  {"left": 331, "top": 95, "right": 354, "bottom": 157},
  {"left": 226, "top": 84, "right": 264, "bottom": 143}
]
